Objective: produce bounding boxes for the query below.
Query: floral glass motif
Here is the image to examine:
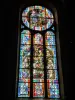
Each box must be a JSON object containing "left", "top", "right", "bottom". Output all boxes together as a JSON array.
[
  {"left": 33, "top": 83, "right": 45, "bottom": 97},
  {"left": 22, "top": 6, "right": 54, "bottom": 31}
]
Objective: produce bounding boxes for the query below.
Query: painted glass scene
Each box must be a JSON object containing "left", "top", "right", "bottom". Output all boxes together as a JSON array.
[
  {"left": 22, "top": 6, "right": 54, "bottom": 31},
  {"left": 17, "top": 5, "right": 60, "bottom": 99}
]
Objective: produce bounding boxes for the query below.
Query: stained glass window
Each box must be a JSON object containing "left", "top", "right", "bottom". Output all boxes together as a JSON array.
[
  {"left": 16, "top": 5, "right": 62, "bottom": 99},
  {"left": 45, "top": 31, "right": 60, "bottom": 98},
  {"left": 18, "top": 30, "right": 31, "bottom": 97},
  {"left": 33, "top": 33, "right": 45, "bottom": 97}
]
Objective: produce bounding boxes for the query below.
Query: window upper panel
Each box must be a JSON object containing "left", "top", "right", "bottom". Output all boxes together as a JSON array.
[{"left": 22, "top": 6, "right": 54, "bottom": 31}]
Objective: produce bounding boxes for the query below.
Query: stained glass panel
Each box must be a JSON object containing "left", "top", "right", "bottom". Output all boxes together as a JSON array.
[
  {"left": 18, "top": 83, "right": 30, "bottom": 97},
  {"left": 45, "top": 33, "right": 55, "bottom": 45},
  {"left": 18, "top": 30, "right": 31, "bottom": 97},
  {"left": 47, "top": 82, "right": 59, "bottom": 89},
  {"left": 33, "top": 83, "right": 45, "bottom": 97},
  {"left": 30, "top": 9, "right": 45, "bottom": 18},
  {"left": 30, "top": 18, "right": 53, "bottom": 31},
  {"left": 45, "top": 31, "right": 60, "bottom": 98},
  {"left": 22, "top": 6, "right": 34, "bottom": 17},
  {"left": 33, "top": 57, "right": 44, "bottom": 69},
  {"left": 47, "top": 19, "right": 54, "bottom": 28},
  {"left": 46, "top": 57, "right": 57, "bottom": 69},
  {"left": 33, "top": 45, "right": 43, "bottom": 56},
  {"left": 22, "top": 6, "right": 54, "bottom": 31},
  {"left": 33, "top": 69, "right": 44, "bottom": 79},
  {"left": 22, "top": 17, "right": 29, "bottom": 28},
  {"left": 22, "top": 6, "right": 53, "bottom": 18},
  {"left": 33, "top": 32, "right": 45, "bottom": 97},
  {"left": 47, "top": 70, "right": 58, "bottom": 80},
  {"left": 47, "top": 82, "right": 60, "bottom": 98},
  {"left": 20, "top": 56, "right": 30, "bottom": 68},
  {"left": 19, "top": 69, "right": 30, "bottom": 82},
  {"left": 20, "top": 45, "right": 31, "bottom": 56},
  {"left": 33, "top": 34, "right": 43, "bottom": 45},
  {"left": 21, "top": 34, "right": 31, "bottom": 45},
  {"left": 17, "top": 5, "right": 61, "bottom": 98},
  {"left": 46, "top": 45, "right": 56, "bottom": 57}
]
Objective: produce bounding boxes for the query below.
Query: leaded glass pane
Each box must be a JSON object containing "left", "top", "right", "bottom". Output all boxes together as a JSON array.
[{"left": 33, "top": 83, "right": 45, "bottom": 97}]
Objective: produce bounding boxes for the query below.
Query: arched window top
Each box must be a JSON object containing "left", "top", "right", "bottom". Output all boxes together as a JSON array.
[
  {"left": 22, "top": 6, "right": 54, "bottom": 31},
  {"left": 21, "top": 30, "right": 30, "bottom": 34}
]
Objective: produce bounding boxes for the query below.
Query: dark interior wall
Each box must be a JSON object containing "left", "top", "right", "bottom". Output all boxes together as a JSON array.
[{"left": 7, "top": 0, "right": 73, "bottom": 99}]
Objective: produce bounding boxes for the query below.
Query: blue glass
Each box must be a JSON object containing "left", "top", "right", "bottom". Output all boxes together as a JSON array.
[
  {"left": 21, "top": 34, "right": 31, "bottom": 44},
  {"left": 20, "top": 45, "right": 30, "bottom": 56},
  {"left": 45, "top": 35, "right": 55, "bottom": 45},
  {"left": 55, "top": 89, "right": 60, "bottom": 98},
  {"left": 21, "top": 25, "right": 24, "bottom": 28},
  {"left": 47, "top": 19, "right": 54, "bottom": 28},
  {"left": 22, "top": 17, "right": 29, "bottom": 27},
  {"left": 54, "top": 57, "right": 57, "bottom": 64},
  {"left": 18, "top": 83, "right": 30, "bottom": 97},
  {"left": 55, "top": 70, "right": 58, "bottom": 80},
  {"left": 50, "top": 82, "right": 59, "bottom": 89},
  {"left": 52, "top": 26, "right": 55, "bottom": 30},
  {"left": 19, "top": 69, "right": 30, "bottom": 82}
]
